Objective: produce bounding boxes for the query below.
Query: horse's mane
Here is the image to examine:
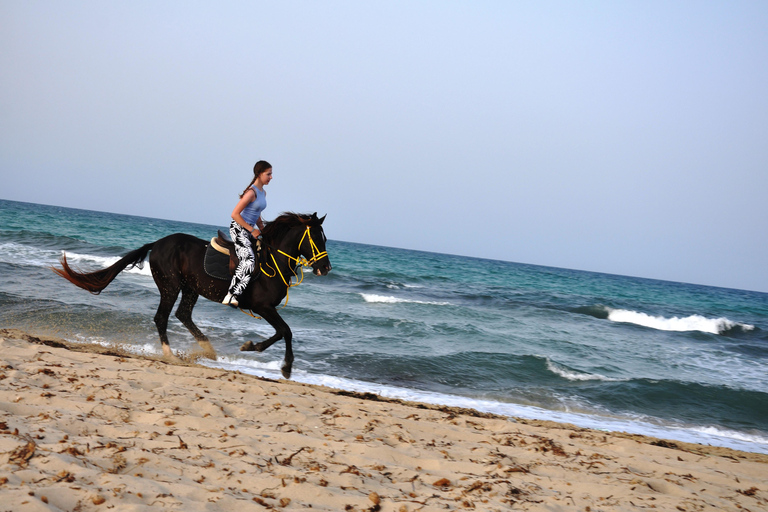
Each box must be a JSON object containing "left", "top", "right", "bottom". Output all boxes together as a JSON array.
[{"left": 261, "top": 212, "right": 321, "bottom": 242}]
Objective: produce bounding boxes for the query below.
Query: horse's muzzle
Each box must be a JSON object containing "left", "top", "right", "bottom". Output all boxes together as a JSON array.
[{"left": 314, "top": 262, "right": 332, "bottom": 276}]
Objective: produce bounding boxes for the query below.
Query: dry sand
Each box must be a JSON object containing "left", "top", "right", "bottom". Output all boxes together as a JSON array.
[{"left": 1, "top": 328, "right": 766, "bottom": 511}]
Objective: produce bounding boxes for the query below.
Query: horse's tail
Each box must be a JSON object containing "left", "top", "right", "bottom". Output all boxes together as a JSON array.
[{"left": 52, "top": 242, "right": 155, "bottom": 294}]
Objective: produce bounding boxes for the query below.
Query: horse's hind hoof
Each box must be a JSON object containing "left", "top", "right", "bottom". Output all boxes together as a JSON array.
[
  {"left": 196, "top": 341, "right": 217, "bottom": 360},
  {"left": 240, "top": 341, "right": 256, "bottom": 351}
]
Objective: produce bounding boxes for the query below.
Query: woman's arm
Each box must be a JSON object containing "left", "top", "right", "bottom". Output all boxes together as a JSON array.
[{"left": 231, "top": 189, "right": 260, "bottom": 235}]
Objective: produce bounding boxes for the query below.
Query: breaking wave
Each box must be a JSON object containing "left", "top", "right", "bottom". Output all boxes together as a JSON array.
[
  {"left": 545, "top": 359, "right": 625, "bottom": 382},
  {"left": 575, "top": 305, "right": 755, "bottom": 335},
  {"left": 607, "top": 309, "right": 754, "bottom": 335}
]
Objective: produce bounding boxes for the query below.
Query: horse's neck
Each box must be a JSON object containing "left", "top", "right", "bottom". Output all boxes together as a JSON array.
[{"left": 267, "top": 230, "right": 302, "bottom": 264}]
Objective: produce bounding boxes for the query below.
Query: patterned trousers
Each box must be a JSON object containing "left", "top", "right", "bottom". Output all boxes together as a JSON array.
[{"left": 227, "top": 220, "right": 256, "bottom": 297}]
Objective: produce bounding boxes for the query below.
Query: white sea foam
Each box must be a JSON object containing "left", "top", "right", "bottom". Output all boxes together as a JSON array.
[
  {"left": 360, "top": 293, "right": 451, "bottom": 306},
  {"left": 68, "top": 335, "right": 159, "bottom": 357},
  {"left": 214, "top": 356, "right": 284, "bottom": 373},
  {"left": 0, "top": 242, "right": 59, "bottom": 267},
  {"left": 66, "top": 251, "right": 153, "bottom": 277},
  {"left": 0, "top": 243, "right": 152, "bottom": 279},
  {"left": 607, "top": 309, "right": 754, "bottom": 335}
]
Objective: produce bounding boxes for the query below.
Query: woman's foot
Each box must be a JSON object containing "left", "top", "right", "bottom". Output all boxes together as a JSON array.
[{"left": 222, "top": 293, "right": 239, "bottom": 308}]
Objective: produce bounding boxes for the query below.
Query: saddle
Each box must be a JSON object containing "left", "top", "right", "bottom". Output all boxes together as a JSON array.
[
  {"left": 211, "top": 230, "right": 239, "bottom": 275},
  {"left": 204, "top": 230, "right": 262, "bottom": 281}
]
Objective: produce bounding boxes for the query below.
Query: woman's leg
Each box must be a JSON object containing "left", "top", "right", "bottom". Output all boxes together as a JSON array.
[{"left": 225, "top": 221, "right": 255, "bottom": 303}]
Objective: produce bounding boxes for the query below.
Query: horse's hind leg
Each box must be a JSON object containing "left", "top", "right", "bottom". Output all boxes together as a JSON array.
[
  {"left": 176, "top": 288, "right": 216, "bottom": 359},
  {"left": 154, "top": 285, "right": 183, "bottom": 362}
]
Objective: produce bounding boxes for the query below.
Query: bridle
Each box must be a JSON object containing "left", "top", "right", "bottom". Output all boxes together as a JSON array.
[
  {"left": 294, "top": 225, "right": 329, "bottom": 268},
  {"left": 237, "top": 224, "right": 329, "bottom": 320},
  {"left": 260, "top": 225, "right": 329, "bottom": 288}
]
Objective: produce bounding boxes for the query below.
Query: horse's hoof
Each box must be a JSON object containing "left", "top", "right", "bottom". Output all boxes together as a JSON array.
[
  {"left": 240, "top": 341, "right": 256, "bottom": 351},
  {"left": 196, "top": 341, "right": 217, "bottom": 360},
  {"left": 191, "top": 349, "right": 216, "bottom": 361},
  {"left": 162, "top": 353, "right": 185, "bottom": 364},
  {"left": 281, "top": 362, "right": 292, "bottom": 380},
  {"left": 162, "top": 345, "right": 185, "bottom": 364}
]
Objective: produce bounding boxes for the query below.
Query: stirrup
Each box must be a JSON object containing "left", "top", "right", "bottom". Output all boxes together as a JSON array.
[{"left": 222, "top": 293, "right": 239, "bottom": 308}]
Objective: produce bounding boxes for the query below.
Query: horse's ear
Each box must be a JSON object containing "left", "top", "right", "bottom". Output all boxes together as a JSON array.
[{"left": 318, "top": 214, "right": 326, "bottom": 225}]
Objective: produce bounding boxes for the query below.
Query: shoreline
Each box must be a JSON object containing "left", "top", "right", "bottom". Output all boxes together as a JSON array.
[
  {"left": 207, "top": 357, "right": 768, "bottom": 458},
  {"left": 1, "top": 329, "right": 766, "bottom": 511}
]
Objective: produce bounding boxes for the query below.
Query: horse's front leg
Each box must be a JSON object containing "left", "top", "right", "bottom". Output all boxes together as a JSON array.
[
  {"left": 239, "top": 308, "right": 294, "bottom": 379},
  {"left": 240, "top": 333, "right": 281, "bottom": 353}
]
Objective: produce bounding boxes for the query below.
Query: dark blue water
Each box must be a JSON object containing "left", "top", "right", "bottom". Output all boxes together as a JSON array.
[{"left": 1, "top": 199, "right": 767, "bottom": 453}]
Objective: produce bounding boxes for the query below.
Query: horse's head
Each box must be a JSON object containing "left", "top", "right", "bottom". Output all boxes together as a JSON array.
[{"left": 298, "top": 213, "right": 332, "bottom": 276}]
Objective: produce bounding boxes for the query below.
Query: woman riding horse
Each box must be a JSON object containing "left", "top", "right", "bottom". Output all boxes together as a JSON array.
[
  {"left": 53, "top": 212, "right": 331, "bottom": 379},
  {"left": 224, "top": 160, "right": 273, "bottom": 308}
]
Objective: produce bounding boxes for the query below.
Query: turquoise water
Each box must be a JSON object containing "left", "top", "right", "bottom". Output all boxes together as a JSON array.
[{"left": 1, "top": 198, "right": 767, "bottom": 453}]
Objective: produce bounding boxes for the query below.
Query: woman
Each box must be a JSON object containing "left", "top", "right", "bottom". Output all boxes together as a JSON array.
[{"left": 223, "top": 160, "right": 273, "bottom": 307}]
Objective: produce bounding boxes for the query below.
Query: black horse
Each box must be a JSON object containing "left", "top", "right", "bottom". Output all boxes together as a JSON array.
[{"left": 52, "top": 212, "right": 332, "bottom": 378}]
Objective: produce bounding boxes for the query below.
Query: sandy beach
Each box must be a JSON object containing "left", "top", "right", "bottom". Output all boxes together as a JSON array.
[{"left": 1, "top": 329, "right": 766, "bottom": 511}]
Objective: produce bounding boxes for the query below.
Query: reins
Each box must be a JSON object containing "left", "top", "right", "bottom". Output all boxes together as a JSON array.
[{"left": 239, "top": 225, "right": 328, "bottom": 319}]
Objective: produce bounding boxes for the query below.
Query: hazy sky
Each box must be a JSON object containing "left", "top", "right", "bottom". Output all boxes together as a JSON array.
[{"left": 2, "top": 1, "right": 767, "bottom": 292}]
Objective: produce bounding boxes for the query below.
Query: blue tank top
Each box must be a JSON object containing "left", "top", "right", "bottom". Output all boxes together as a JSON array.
[{"left": 240, "top": 186, "right": 267, "bottom": 226}]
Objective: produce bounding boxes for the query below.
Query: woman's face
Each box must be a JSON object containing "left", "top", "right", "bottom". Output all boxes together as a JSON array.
[{"left": 260, "top": 168, "right": 273, "bottom": 186}]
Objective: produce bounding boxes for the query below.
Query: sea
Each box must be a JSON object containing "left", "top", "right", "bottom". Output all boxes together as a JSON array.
[{"left": 1, "top": 198, "right": 767, "bottom": 454}]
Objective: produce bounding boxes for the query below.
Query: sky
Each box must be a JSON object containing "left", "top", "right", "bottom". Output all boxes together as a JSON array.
[{"left": 2, "top": 1, "right": 767, "bottom": 292}]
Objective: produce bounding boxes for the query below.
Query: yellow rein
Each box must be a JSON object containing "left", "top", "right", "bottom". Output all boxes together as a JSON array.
[{"left": 240, "top": 226, "right": 328, "bottom": 319}]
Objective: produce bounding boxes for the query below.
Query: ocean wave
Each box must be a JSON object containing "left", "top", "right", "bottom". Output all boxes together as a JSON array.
[
  {"left": 574, "top": 304, "right": 755, "bottom": 335},
  {"left": 570, "top": 305, "right": 610, "bottom": 319},
  {"left": 0, "top": 241, "right": 59, "bottom": 267},
  {"left": 691, "top": 426, "right": 768, "bottom": 447},
  {"left": 384, "top": 281, "right": 423, "bottom": 290},
  {"left": 360, "top": 293, "right": 452, "bottom": 306},
  {"left": 607, "top": 309, "right": 754, "bottom": 335},
  {"left": 545, "top": 359, "right": 626, "bottom": 382}
]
